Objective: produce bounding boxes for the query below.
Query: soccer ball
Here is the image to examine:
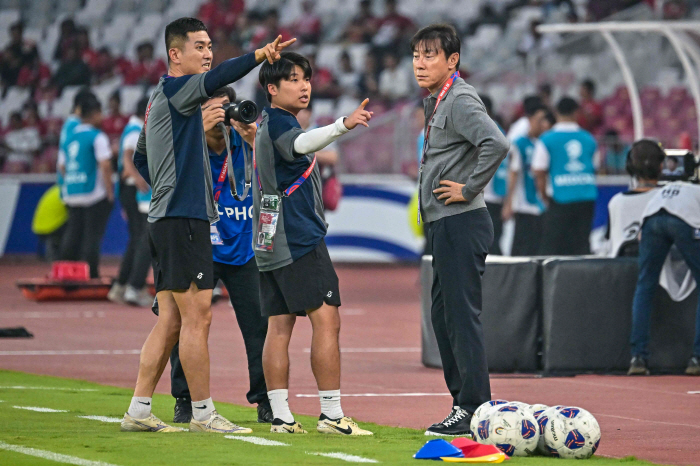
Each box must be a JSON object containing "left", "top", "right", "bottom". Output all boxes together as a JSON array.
[
  {"left": 544, "top": 407, "right": 601, "bottom": 459},
  {"left": 474, "top": 404, "right": 539, "bottom": 457},
  {"left": 469, "top": 399, "right": 509, "bottom": 435},
  {"left": 536, "top": 405, "right": 565, "bottom": 454},
  {"left": 526, "top": 403, "right": 549, "bottom": 420}
]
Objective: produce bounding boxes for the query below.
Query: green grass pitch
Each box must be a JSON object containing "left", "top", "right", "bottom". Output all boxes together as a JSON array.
[{"left": 0, "top": 370, "right": 663, "bottom": 465}]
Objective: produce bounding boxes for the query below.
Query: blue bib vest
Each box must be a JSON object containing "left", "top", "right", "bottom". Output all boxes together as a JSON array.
[
  {"left": 540, "top": 127, "right": 598, "bottom": 204},
  {"left": 57, "top": 115, "right": 80, "bottom": 191},
  {"left": 62, "top": 125, "right": 102, "bottom": 198},
  {"left": 491, "top": 123, "right": 508, "bottom": 197},
  {"left": 513, "top": 136, "right": 545, "bottom": 211},
  {"left": 118, "top": 120, "right": 151, "bottom": 204}
]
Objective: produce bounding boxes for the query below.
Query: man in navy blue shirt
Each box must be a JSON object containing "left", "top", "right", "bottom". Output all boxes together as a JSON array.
[{"left": 168, "top": 86, "right": 272, "bottom": 424}]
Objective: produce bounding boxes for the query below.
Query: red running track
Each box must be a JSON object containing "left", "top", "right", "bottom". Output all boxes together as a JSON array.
[{"left": 0, "top": 258, "right": 699, "bottom": 465}]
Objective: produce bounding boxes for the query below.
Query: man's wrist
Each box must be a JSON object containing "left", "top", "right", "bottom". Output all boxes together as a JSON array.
[
  {"left": 461, "top": 185, "right": 479, "bottom": 202},
  {"left": 254, "top": 49, "right": 265, "bottom": 63}
]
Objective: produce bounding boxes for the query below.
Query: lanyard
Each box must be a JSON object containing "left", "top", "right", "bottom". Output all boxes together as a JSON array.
[
  {"left": 217, "top": 123, "right": 252, "bottom": 202},
  {"left": 253, "top": 148, "right": 317, "bottom": 198},
  {"left": 421, "top": 71, "right": 459, "bottom": 164},
  {"left": 213, "top": 153, "right": 230, "bottom": 202}
]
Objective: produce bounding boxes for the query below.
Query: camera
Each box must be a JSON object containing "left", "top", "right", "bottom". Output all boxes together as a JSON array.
[
  {"left": 660, "top": 149, "right": 700, "bottom": 183},
  {"left": 223, "top": 100, "right": 258, "bottom": 124}
]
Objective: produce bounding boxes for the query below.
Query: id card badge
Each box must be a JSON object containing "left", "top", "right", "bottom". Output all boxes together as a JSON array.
[
  {"left": 210, "top": 225, "right": 224, "bottom": 245},
  {"left": 255, "top": 194, "right": 280, "bottom": 252}
]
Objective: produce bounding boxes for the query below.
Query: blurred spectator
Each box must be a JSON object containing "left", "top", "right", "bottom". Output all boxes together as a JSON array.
[
  {"left": 211, "top": 29, "right": 243, "bottom": 68},
  {"left": 17, "top": 54, "right": 51, "bottom": 91},
  {"left": 92, "top": 47, "right": 116, "bottom": 83},
  {"left": 125, "top": 43, "right": 167, "bottom": 86},
  {"left": 357, "top": 54, "right": 381, "bottom": 101},
  {"left": 517, "top": 20, "right": 557, "bottom": 60},
  {"left": 293, "top": 0, "right": 322, "bottom": 44},
  {"left": 308, "top": 53, "right": 341, "bottom": 99},
  {"left": 53, "top": 18, "right": 77, "bottom": 61},
  {"left": 249, "top": 10, "right": 293, "bottom": 50},
  {"left": 378, "top": 53, "right": 412, "bottom": 103},
  {"left": 2, "top": 111, "right": 41, "bottom": 173},
  {"left": 5, "top": 22, "right": 39, "bottom": 67},
  {"left": 507, "top": 95, "right": 543, "bottom": 141},
  {"left": 467, "top": 4, "right": 507, "bottom": 35},
  {"left": 23, "top": 101, "right": 47, "bottom": 136},
  {"left": 343, "top": 0, "right": 381, "bottom": 44},
  {"left": 102, "top": 91, "right": 129, "bottom": 142},
  {"left": 373, "top": 0, "right": 415, "bottom": 50},
  {"left": 54, "top": 45, "right": 91, "bottom": 90},
  {"left": 76, "top": 27, "right": 97, "bottom": 69},
  {"left": 538, "top": 82, "right": 553, "bottom": 108},
  {"left": 0, "top": 48, "right": 24, "bottom": 92},
  {"left": 198, "top": 0, "right": 245, "bottom": 36},
  {"left": 662, "top": 0, "right": 689, "bottom": 19},
  {"left": 578, "top": 79, "right": 603, "bottom": 134},
  {"left": 603, "top": 129, "right": 629, "bottom": 174},
  {"left": 337, "top": 51, "right": 360, "bottom": 96}
]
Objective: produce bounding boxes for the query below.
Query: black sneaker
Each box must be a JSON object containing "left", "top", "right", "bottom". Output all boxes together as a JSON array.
[
  {"left": 173, "top": 397, "right": 192, "bottom": 423},
  {"left": 627, "top": 356, "right": 650, "bottom": 376},
  {"left": 257, "top": 401, "right": 274, "bottom": 423},
  {"left": 686, "top": 356, "right": 700, "bottom": 376},
  {"left": 425, "top": 407, "right": 473, "bottom": 436}
]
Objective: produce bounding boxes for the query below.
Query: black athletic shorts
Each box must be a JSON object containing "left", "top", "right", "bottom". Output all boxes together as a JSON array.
[
  {"left": 259, "top": 240, "right": 341, "bottom": 317},
  {"left": 148, "top": 217, "right": 214, "bottom": 292}
]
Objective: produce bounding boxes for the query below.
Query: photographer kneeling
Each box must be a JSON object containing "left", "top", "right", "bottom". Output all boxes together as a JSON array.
[
  {"left": 168, "top": 85, "right": 273, "bottom": 423},
  {"left": 630, "top": 177, "right": 700, "bottom": 376}
]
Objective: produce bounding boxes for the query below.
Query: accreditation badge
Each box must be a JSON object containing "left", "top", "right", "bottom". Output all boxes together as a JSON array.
[
  {"left": 255, "top": 194, "right": 280, "bottom": 252},
  {"left": 210, "top": 224, "right": 224, "bottom": 245}
]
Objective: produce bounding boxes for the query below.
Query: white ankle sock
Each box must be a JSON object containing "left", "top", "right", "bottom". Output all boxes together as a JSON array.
[
  {"left": 191, "top": 398, "right": 215, "bottom": 422},
  {"left": 127, "top": 397, "right": 152, "bottom": 419},
  {"left": 268, "top": 389, "right": 294, "bottom": 423},
  {"left": 319, "top": 390, "right": 343, "bottom": 420}
]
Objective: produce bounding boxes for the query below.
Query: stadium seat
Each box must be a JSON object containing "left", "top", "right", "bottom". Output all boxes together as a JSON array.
[
  {"left": 123, "top": 13, "right": 163, "bottom": 60},
  {"left": 140, "top": 0, "right": 167, "bottom": 13},
  {"left": 0, "top": 87, "right": 30, "bottom": 125},
  {"left": 120, "top": 85, "right": 148, "bottom": 114},
  {"left": 50, "top": 86, "right": 81, "bottom": 119},
  {"left": 101, "top": 13, "right": 138, "bottom": 56},
  {"left": 75, "top": 0, "right": 113, "bottom": 25},
  {"left": 55, "top": 0, "right": 81, "bottom": 14}
]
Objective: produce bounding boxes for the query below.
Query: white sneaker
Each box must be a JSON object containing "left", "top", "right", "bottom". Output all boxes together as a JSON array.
[
  {"left": 107, "top": 283, "right": 126, "bottom": 304},
  {"left": 124, "top": 286, "right": 153, "bottom": 307},
  {"left": 189, "top": 411, "right": 253, "bottom": 434}
]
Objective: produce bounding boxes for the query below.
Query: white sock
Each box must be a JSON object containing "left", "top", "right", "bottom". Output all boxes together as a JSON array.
[
  {"left": 127, "top": 397, "right": 152, "bottom": 419},
  {"left": 268, "top": 389, "right": 294, "bottom": 423},
  {"left": 192, "top": 398, "right": 215, "bottom": 422},
  {"left": 319, "top": 390, "right": 344, "bottom": 420}
]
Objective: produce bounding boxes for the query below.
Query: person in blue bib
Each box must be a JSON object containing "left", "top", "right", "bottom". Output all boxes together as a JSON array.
[
  {"left": 57, "top": 88, "right": 98, "bottom": 194},
  {"left": 532, "top": 97, "right": 599, "bottom": 255},
  {"left": 57, "top": 96, "right": 114, "bottom": 278},
  {"left": 502, "top": 104, "right": 553, "bottom": 256},
  {"left": 108, "top": 96, "right": 153, "bottom": 307},
  {"left": 481, "top": 95, "right": 508, "bottom": 255},
  {"left": 167, "top": 85, "right": 272, "bottom": 424}
]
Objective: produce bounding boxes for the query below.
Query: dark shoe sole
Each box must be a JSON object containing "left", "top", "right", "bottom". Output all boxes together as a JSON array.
[{"left": 424, "top": 429, "right": 473, "bottom": 437}]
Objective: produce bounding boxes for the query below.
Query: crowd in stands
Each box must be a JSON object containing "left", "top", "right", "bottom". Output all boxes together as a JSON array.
[{"left": 0, "top": 0, "right": 694, "bottom": 174}]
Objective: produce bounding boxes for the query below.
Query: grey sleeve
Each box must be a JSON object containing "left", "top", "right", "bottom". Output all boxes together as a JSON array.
[
  {"left": 451, "top": 95, "right": 510, "bottom": 201},
  {"left": 273, "top": 127, "right": 305, "bottom": 162},
  {"left": 167, "top": 74, "right": 209, "bottom": 116}
]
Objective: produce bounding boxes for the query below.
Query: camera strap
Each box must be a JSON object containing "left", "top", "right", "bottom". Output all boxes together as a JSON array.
[{"left": 217, "top": 123, "right": 252, "bottom": 202}]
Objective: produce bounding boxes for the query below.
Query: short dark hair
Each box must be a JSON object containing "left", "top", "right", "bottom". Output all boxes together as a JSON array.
[
  {"left": 544, "top": 109, "right": 556, "bottom": 126},
  {"left": 164, "top": 17, "right": 207, "bottom": 61},
  {"left": 627, "top": 139, "right": 665, "bottom": 180},
  {"left": 109, "top": 90, "right": 121, "bottom": 103},
  {"left": 556, "top": 97, "right": 579, "bottom": 116},
  {"left": 410, "top": 23, "right": 461, "bottom": 70},
  {"left": 73, "top": 87, "right": 96, "bottom": 112},
  {"left": 523, "top": 95, "right": 543, "bottom": 117},
  {"left": 136, "top": 96, "right": 150, "bottom": 118},
  {"left": 259, "top": 52, "right": 313, "bottom": 103},
  {"left": 80, "top": 95, "right": 102, "bottom": 118},
  {"left": 581, "top": 79, "right": 596, "bottom": 96},
  {"left": 211, "top": 85, "right": 236, "bottom": 102}
]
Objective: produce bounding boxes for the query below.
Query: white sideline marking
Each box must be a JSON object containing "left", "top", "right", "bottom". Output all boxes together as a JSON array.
[
  {"left": 0, "top": 386, "right": 97, "bottom": 391},
  {"left": 13, "top": 406, "right": 68, "bottom": 413},
  {"left": 224, "top": 435, "right": 289, "bottom": 446},
  {"left": 303, "top": 347, "right": 420, "bottom": 353},
  {"left": 78, "top": 416, "right": 121, "bottom": 423},
  {"left": 594, "top": 413, "right": 700, "bottom": 430},
  {"left": 0, "top": 440, "right": 119, "bottom": 466},
  {"left": 0, "top": 311, "right": 106, "bottom": 319},
  {"left": 307, "top": 452, "right": 378, "bottom": 463},
  {"left": 689, "top": 391, "right": 700, "bottom": 394},
  {"left": 0, "top": 350, "right": 140, "bottom": 356},
  {"left": 296, "top": 393, "right": 450, "bottom": 398}
]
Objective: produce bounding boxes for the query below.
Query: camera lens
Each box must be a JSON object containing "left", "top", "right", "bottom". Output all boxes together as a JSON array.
[{"left": 239, "top": 101, "right": 257, "bottom": 123}]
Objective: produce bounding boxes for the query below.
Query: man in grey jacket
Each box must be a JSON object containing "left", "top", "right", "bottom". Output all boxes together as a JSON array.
[{"left": 412, "top": 24, "right": 510, "bottom": 436}]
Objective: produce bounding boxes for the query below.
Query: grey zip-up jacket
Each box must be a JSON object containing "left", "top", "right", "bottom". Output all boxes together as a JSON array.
[{"left": 420, "top": 77, "right": 510, "bottom": 223}]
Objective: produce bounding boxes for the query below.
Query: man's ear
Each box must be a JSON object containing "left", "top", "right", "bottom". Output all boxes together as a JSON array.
[
  {"left": 168, "top": 47, "right": 181, "bottom": 65},
  {"left": 267, "top": 83, "right": 279, "bottom": 98},
  {"left": 448, "top": 52, "right": 459, "bottom": 71}
]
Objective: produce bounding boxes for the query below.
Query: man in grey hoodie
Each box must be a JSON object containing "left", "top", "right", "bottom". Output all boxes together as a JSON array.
[{"left": 412, "top": 24, "right": 510, "bottom": 436}]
